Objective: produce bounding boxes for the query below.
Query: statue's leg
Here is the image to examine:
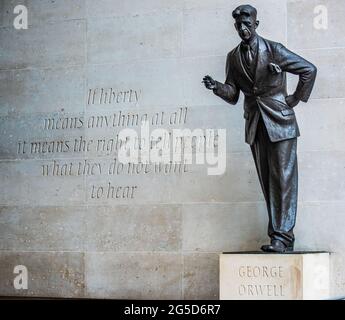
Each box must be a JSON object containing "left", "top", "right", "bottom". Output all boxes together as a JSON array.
[
  {"left": 267, "top": 137, "right": 298, "bottom": 248},
  {"left": 250, "top": 117, "right": 272, "bottom": 232}
]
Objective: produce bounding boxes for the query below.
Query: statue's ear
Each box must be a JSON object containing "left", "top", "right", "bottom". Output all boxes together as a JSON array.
[
  {"left": 234, "top": 22, "right": 238, "bottom": 31},
  {"left": 255, "top": 20, "right": 260, "bottom": 29}
]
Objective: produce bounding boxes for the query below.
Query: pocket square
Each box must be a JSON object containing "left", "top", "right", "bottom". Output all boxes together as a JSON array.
[{"left": 268, "top": 63, "right": 282, "bottom": 74}]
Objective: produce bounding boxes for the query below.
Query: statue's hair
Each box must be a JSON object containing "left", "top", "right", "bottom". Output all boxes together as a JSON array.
[{"left": 232, "top": 5, "right": 257, "bottom": 20}]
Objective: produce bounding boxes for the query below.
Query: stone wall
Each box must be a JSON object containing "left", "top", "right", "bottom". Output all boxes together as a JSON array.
[{"left": 0, "top": 0, "right": 344, "bottom": 299}]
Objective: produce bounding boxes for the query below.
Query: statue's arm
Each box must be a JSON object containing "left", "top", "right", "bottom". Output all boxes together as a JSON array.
[
  {"left": 213, "top": 55, "right": 240, "bottom": 105},
  {"left": 276, "top": 43, "right": 317, "bottom": 103}
]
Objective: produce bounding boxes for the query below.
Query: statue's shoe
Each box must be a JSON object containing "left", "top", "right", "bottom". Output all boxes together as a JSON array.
[{"left": 261, "top": 239, "right": 294, "bottom": 253}]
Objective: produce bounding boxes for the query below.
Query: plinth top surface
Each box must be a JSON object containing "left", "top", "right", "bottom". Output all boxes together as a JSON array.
[{"left": 222, "top": 251, "right": 330, "bottom": 255}]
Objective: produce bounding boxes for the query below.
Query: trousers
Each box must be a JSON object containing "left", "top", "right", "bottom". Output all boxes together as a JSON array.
[{"left": 250, "top": 116, "right": 298, "bottom": 246}]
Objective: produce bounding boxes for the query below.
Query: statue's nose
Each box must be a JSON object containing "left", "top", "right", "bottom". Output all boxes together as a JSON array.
[{"left": 239, "top": 24, "right": 246, "bottom": 32}]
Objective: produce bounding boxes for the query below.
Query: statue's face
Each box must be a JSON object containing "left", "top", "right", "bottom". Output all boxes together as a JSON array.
[{"left": 234, "top": 16, "right": 258, "bottom": 41}]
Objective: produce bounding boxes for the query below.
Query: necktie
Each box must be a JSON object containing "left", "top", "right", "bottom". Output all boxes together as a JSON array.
[{"left": 243, "top": 44, "right": 254, "bottom": 66}]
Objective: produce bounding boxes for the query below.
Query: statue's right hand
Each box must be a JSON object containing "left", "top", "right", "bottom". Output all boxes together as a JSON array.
[{"left": 202, "top": 75, "right": 217, "bottom": 90}]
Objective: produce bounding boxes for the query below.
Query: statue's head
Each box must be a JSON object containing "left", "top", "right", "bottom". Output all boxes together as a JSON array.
[{"left": 232, "top": 5, "right": 259, "bottom": 42}]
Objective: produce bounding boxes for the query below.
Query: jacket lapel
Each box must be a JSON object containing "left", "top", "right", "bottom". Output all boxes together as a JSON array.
[
  {"left": 234, "top": 44, "right": 254, "bottom": 84},
  {"left": 254, "top": 36, "right": 269, "bottom": 86},
  {"left": 233, "top": 36, "right": 270, "bottom": 88}
]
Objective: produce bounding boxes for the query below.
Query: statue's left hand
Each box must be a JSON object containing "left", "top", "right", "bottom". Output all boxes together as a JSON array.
[{"left": 285, "top": 94, "right": 300, "bottom": 108}]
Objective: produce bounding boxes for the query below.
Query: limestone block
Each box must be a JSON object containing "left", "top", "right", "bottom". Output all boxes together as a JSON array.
[
  {"left": 0, "top": 66, "right": 85, "bottom": 115},
  {"left": 86, "top": 0, "right": 184, "bottom": 18},
  {"left": 288, "top": 48, "right": 345, "bottom": 99},
  {"left": 86, "top": 59, "right": 184, "bottom": 108},
  {"left": 0, "top": 206, "right": 85, "bottom": 251},
  {"left": 87, "top": 12, "right": 182, "bottom": 65},
  {"left": 0, "top": 160, "right": 86, "bottom": 206},
  {"left": 183, "top": 253, "right": 219, "bottom": 300},
  {"left": 0, "top": 20, "right": 86, "bottom": 70},
  {"left": 183, "top": 0, "right": 287, "bottom": 58},
  {"left": 296, "top": 98, "right": 345, "bottom": 152},
  {"left": 182, "top": 203, "right": 267, "bottom": 252},
  {"left": 220, "top": 252, "right": 330, "bottom": 300},
  {"left": 287, "top": 0, "right": 345, "bottom": 50},
  {"left": 0, "top": 251, "right": 85, "bottom": 298},
  {"left": 85, "top": 252, "right": 182, "bottom": 299},
  {"left": 85, "top": 204, "right": 182, "bottom": 251},
  {"left": 0, "top": 0, "right": 85, "bottom": 27}
]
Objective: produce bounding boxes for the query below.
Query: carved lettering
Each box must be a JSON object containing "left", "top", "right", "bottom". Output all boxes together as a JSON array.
[
  {"left": 12, "top": 88, "right": 202, "bottom": 202},
  {"left": 91, "top": 183, "right": 138, "bottom": 199},
  {"left": 238, "top": 284, "right": 285, "bottom": 297},
  {"left": 238, "top": 265, "right": 284, "bottom": 278},
  {"left": 87, "top": 88, "right": 141, "bottom": 105},
  {"left": 237, "top": 265, "right": 285, "bottom": 297}
]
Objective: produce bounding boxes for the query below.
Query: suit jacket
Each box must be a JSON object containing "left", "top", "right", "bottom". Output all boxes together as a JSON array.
[{"left": 214, "top": 35, "right": 317, "bottom": 145}]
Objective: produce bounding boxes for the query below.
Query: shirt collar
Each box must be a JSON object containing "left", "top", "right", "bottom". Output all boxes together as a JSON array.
[{"left": 241, "top": 36, "right": 258, "bottom": 51}]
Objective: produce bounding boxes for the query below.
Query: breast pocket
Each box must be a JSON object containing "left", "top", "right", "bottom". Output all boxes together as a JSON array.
[
  {"left": 281, "top": 108, "right": 295, "bottom": 116},
  {"left": 263, "top": 63, "right": 283, "bottom": 88}
]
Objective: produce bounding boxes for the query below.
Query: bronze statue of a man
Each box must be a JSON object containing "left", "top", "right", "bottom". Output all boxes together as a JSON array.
[{"left": 203, "top": 5, "right": 317, "bottom": 252}]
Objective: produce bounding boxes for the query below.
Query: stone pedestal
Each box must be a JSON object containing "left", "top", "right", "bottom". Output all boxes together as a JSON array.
[{"left": 220, "top": 252, "right": 330, "bottom": 300}]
